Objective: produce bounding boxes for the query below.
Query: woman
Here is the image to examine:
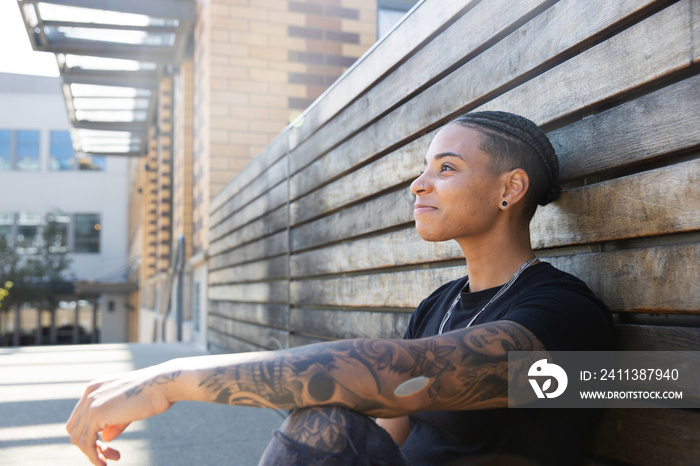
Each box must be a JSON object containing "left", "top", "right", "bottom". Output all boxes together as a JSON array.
[{"left": 66, "top": 111, "right": 613, "bottom": 466}]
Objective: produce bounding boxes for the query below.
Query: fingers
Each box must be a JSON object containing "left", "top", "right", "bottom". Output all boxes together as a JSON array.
[
  {"left": 98, "top": 442, "right": 121, "bottom": 461},
  {"left": 101, "top": 423, "right": 130, "bottom": 442},
  {"left": 66, "top": 382, "right": 113, "bottom": 466}
]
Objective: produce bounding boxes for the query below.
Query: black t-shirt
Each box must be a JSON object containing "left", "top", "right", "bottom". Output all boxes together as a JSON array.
[{"left": 400, "top": 262, "right": 614, "bottom": 465}]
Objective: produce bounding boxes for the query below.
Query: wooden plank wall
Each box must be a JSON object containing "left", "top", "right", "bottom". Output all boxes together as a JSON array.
[{"left": 208, "top": 1, "right": 699, "bottom": 463}]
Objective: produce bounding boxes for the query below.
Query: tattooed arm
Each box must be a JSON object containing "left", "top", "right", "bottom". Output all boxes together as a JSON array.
[{"left": 66, "top": 320, "right": 545, "bottom": 465}]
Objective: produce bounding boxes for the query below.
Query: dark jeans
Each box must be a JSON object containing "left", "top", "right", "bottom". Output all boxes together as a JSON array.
[{"left": 258, "top": 407, "right": 409, "bottom": 466}]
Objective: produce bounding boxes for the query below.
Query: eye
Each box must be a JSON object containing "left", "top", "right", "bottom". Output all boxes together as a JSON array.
[{"left": 441, "top": 163, "right": 454, "bottom": 172}]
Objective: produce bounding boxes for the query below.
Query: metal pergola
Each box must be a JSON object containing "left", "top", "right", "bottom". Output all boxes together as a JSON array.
[{"left": 16, "top": 0, "right": 195, "bottom": 158}]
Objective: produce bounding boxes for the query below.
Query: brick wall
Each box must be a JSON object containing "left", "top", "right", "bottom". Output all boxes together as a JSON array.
[{"left": 192, "top": 0, "right": 377, "bottom": 255}]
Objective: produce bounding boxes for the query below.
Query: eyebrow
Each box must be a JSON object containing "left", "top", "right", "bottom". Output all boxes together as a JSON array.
[{"left": 423, "top": 151, "right": 465, "bottom": 165}]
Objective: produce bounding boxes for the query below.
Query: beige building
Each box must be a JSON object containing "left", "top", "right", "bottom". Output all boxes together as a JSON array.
[{"left": 18, "top": 0, "right": 417, "bottom": 347}]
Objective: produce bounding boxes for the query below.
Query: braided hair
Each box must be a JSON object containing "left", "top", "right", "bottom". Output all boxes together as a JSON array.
[{"left": 451, "top": 111, "right": 560, "bottom": 220}]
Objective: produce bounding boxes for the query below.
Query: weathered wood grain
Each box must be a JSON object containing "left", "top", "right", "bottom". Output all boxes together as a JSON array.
[
  {"left": 290, "top": 188, "right": 414, "bottom": 252},
  {"left": 586, "top": 408, "right": 700, "bottom": 466},
  {"left": 291, "top": 226, "right": 461, "bottom": 278},
  {"left": 209, "top": 230, "right": 288, "bottom": 271},
  {"left": 210, "top": 131, "right": 287, "bottom": 215},
  {"left": 208, "top": 205, "right": 287, "bottom": 256},
  {"left": 613, "top": 324, "right": 700, "bottom": 351},
  {"left": 288, "top": 0, "right": 476, "bottom": 150},
  {"left": 290, "top": 245, "right": 700, "bottom": 312},
  {"left": 209, "top": 280, "right": 288, "bottom": 304},
  {"left": 288, "top": 0, "right": 673, "bottom": 198},
  {"left": 531, "top": 157, "right": 700, "bottom": 249},
  {"left": 290, "top": 134, "right": 430, "bottom": 225},
  {"left": 550, "top": 75, "right": 700, "bottom": 182},
  {"left": 481, "top": 0, "right": 694, "bottom": 124},
  {"left": 210, "top": 180, "right": 288, "bottom": 243},
  {"left": 210, "top": 156, "right": 288, "bottom": 228},
  {"left": 548, "top": 244, "right": 700, "bottom": 313},
  {"left": 209, "top": 327, "right": 286, "bottom": 352},
  {"left": 290, "top": 266, "right": 465, "bottom": 309},
  {"left": 209, "top": 255, "right": 288, "bottom": 285},
  {"left": 289, "top": 0, "right": 552, "bottom": 171},
  {"left": 210, "top": 301, "right": 288, "bottom": 329},
  {"left": 290, "top": 333, "right": 327, "bottom": 347},
  {"left": 209, "top": 314, "right": 289, "bottom": 350},
  {"left": 290, "top": 308, "right": 411, "bottom": 340}
]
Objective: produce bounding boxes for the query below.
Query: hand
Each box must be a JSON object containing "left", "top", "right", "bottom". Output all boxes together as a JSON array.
[{"left": 66, "top": 365, "right": 179, "bottom": 465}]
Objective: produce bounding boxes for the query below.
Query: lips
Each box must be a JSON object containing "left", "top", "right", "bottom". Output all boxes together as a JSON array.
[{"left": 413, "top": 203, "right": 437, "bottom": 216}]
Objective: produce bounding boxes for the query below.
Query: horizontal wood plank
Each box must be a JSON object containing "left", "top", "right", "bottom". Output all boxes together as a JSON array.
[
  {"left": 290, "top": 135, "right": 429, "bottom": 225},
  {"left": 210, "top": 301, "right": 288, "bottom": 329},
  {"left": 531, "top": 157, "right": 700, "bottom": 248},
  {"left": 290, "top": 245, "right": 700, "bottom": 312},
  {"left": 209, "top": 256, "right": 288, "bottom": 285},
  {"left": 209, "top": 230, "right": 288, "bottom": 271},
  {"left": 209, "top": 205, "right": 288, "bottom": 256},
  {"left": 210, "top": 132, "right": 287, "bottom": 215},
  {"left": 613, "top": 324, "right": 700, "bottom": 351},
  {"left": 290, "top": 189, "right": 414, "bottom": 252},
  {"left": 288, "top": 0, "right": 672, "bottom": 198},
  {"left": 587, "top": 408, "right": 700, "bottom": 466},
  {"left": 481, "top": 0, "right": 694, "bottom": 126},
  {"left": 288, "top": 0, "right": 475, "bottom": 150},
  {"left": 209, "top": 327, "right": 286, "bottom": 352},
  {"left": 209, "top": 281, "right": 288, "bottom": 304},
  {"left": 210, "top": 156, "right": 288, "bottom": 228},
  {"left": 289, "top": 0, "right": 550, "bottom": 173},
  {"left": 290, "top": 266, "right": 464, "bottom": 309},
  {"left": 209, "top": 314, "right": 288, "bottom": 350},
  {"left": 291, "top": 227, "right": 461, "bottom": 278},
  {"left": 548, "top": 243, "right": 700, "bottom": 313},
  {"left": 210, "top": 180, "right": 288, "bottom": 242},
  {"left": 289, "top": 308, "right": 411, "bottom": 340},
  {"left": 550, "top": 74, "right": 700, "bottom": 181}
]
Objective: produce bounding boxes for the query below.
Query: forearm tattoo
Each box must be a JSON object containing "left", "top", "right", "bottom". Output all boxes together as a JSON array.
[
  {"left": 197, "top": 321, "right": 544, "bottom": 415},
  {"left": 125, "top": 371, "right": 182, "bottom": 398}
]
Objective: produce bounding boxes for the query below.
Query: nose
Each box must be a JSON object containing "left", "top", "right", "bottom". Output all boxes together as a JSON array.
[{"left": 410, "top": 171, "right": 432, "bottom": 195}]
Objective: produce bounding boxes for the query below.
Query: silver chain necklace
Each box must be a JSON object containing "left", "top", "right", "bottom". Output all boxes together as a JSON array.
[{"left": 437, "top": 257, "right": 539, "bottom": 335}]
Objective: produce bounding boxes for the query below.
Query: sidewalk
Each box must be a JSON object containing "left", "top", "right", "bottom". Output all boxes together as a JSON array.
[{"left": 0, "top": 343, "right": 283, "bottom": 466}]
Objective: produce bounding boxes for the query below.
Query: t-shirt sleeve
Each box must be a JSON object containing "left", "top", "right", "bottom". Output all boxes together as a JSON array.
[{"left": 504, "top": 283, "right": 613, "bottom": 352}]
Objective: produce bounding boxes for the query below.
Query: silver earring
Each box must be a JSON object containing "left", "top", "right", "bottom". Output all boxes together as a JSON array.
[{"left": 501, "top": 200, "right": 508, "bottom": 208}]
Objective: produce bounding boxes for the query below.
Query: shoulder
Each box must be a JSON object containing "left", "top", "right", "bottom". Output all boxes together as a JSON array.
[{"left": 504, "top": 262, "right": 614, "bottom": 351}]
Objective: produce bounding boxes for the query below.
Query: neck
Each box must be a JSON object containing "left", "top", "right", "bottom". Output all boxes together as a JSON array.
[{"left": 456, "top": 228, "right": 536, "bottom": 292}]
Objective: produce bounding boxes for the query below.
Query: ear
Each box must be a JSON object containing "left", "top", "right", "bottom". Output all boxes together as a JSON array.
[{"left": 499, "top": 168, "right": 529, "bottom": 209}]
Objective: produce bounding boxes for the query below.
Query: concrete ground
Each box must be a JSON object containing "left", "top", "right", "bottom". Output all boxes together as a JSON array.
[{"left": 0, "top": 343, "right": 283, "bottom": 466}]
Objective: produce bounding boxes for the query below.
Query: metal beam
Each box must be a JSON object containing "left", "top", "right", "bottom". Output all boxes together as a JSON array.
[
  {"left": 79, "top": 151, "right": 144, "bottom": 157},
  {"left": 35, "top": 41, "right": 179, "bottom": 64},
  {"left": 27, "top": 0, "right": 196, "bottom": 20},
  {"left": 72, "top": 121, "right": 148, "bottom": 132},
  {"left": 42, "top": 20, "right": 178, "bottom": 34},
  {"left": 62, "top": 69, "right": 160, "bottom": 89}
]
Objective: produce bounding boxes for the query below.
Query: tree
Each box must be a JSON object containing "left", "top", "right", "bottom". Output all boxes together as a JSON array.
[{"left": 0, "top": 213, "right": 72, "bottom": 345}]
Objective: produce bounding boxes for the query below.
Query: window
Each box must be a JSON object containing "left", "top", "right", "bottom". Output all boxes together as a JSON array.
[
  {"left": 46, "top": 212, "right": 70, "bottom": 253},
  {"left": 0, "top": 131, "right": 10, "bottom": 170},
  {"left": 74, "top": 213, "right": 101, "bottom": 253},
  {"left": 0, "top": 212, "right": 12, "bottom": 246},
  {"left": 377, "top": 1, "right": 418, "bottom": 39},
  {"left": 50, "top": 130, "right": 75, "bottom": 171},
  {"left": 0, "top": 130, "right": 41, "bottom": 171},
  {"left": 16, "top": 212, "right": 42, "bottom": 253},
  {"left": 15, "top": 131, "right": 40, "bottom": 171}
]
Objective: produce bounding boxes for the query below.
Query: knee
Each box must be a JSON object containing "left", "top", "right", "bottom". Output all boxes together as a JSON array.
[{"left": 279, "top": 406, "right": 353, "bottom": 453}]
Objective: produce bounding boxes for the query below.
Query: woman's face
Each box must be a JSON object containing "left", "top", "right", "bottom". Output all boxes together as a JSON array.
[{"left": 410, "top": 124, "right": 504, "bottom": 243}]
